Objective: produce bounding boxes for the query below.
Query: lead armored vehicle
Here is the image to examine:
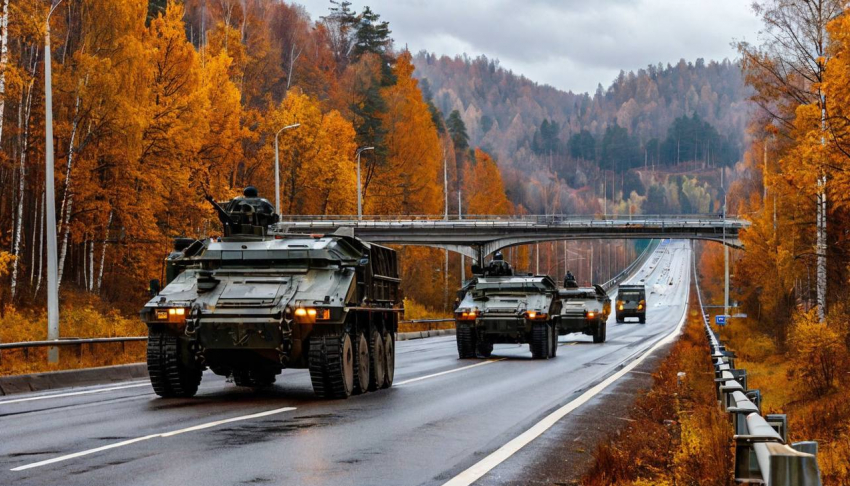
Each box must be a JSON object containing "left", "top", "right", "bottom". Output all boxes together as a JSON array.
[
  {"left": 558, "top": 285, "right": 610, "bottom": 343},
  {"left": 454, "top": 253, "right": 560, "bottom": 359},
  {"left": 141, "top": 188, "right": 401, "bottom": 399}
]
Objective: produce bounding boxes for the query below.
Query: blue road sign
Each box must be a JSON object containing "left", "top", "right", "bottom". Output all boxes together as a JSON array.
[{"left": 716, "top": 315, "right": 727, "bottom": 326}]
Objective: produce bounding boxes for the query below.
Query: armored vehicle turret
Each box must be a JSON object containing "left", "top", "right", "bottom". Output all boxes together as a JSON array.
[{"left": 141, "top": 189, "right": 401, "bottom": 399}]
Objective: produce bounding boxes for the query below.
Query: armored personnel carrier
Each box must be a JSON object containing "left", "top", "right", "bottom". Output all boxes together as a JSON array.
[
  {"left": 454, "top": 253, "right": 560, "bottom": 359},
  {"left": 558, "top": 285, "right": 610, "bottom": 343},
  {"left": 141, "top": 188, "right": 401, "bottom": 399}
]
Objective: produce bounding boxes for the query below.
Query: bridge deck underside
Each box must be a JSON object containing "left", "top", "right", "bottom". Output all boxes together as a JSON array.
[{"left": 276, "top": 221, "right": 744, "bottom": 261}]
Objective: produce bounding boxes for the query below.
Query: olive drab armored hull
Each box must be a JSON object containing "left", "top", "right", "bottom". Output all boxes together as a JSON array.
[
  {"left": 141, "top": 189, "right": 401, "bottom": 399},
  {"left": 453, "top": 254, "right": 561, "bottom": 359},
  {"left": 558, "top": 285, "right": 611, "bottom": 343}
]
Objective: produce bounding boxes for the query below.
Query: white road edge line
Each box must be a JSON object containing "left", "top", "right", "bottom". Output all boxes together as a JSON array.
[
  {"left": 443, "top": 245, "right": 691, "bottom": 486},
  {"left": 0, "top": 382, "right": 151, "bottom": 406},
  {"left": 395, "top": 359, "right": 506, "bottom": 386},
  {"left": 10, "top": 407, "right": 297, "bottom": 471}
]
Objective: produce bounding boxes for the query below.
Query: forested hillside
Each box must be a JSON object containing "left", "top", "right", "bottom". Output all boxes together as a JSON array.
[
  {"left": 414, "top": 53, "right": 752, "bottom": 215},
  {"left": 0, "top": 0, "right": 515, "bottom": 314}
]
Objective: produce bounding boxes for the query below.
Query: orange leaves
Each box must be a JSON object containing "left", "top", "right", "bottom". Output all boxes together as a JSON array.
[
  {"left": 366, "top": 51, "right": 443, "bottom": 215},
  {"left": 463, "top": 149, "right": 512, "bottom": 216},
  {"left": 260, "top": 91, "right": 357, "bottom": 216}
]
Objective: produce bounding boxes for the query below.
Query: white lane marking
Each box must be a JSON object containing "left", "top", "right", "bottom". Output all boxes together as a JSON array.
[
  {"left": 0, "top": 383, "right": 151, "bottom": 406},
  {"left": 395, "top": 359, "right": 506, "bottom": 386},
  {"left": 11, "top": 407, "right": 297, "bottom": 471},
  {"left": 443, "top": 246, "right": 690, "bottom": 486}
]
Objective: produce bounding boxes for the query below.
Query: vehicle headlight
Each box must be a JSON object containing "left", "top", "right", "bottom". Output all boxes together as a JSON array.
[
  {"left": 293, "top": 307, "right": 328, "bottom": 324},
  {"left": 455, "top": 309, "right": 478, "bottom": 321},
  {"left": 154, "top": 307, "right": 188, "bottom": 323},
  {"left": 587, "top": 311, "right": 596, "bottom": 319},
  {"left": 525, "top": 311, "right": 548, "bottom": 320}
]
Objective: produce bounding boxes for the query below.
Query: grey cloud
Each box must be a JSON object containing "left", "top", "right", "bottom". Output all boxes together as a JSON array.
[{"left": 294, "top": 0, "right": 761, "bottom": 93}]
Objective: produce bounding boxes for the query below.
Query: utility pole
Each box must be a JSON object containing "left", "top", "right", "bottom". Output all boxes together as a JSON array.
[
  {"left": 443, "top": 155, "right": 448, "bottom": 220},
  {"left": 722, "top": 168, "right": 729, "bottom": 320},
  {"left": 274, "top": 123, "right": 300, "bottom": 215},
  {"left": 535, "top": 242, "right": 540, "bottom": 275},
  {"left": 356, "top": 146, "right": 374, "bottom": 220},
  {"left": 45, "top": 0, "right": 63, "bottom": 363},
  {"left": 459, "top": 190, "right": 464, "bottom": 285}
]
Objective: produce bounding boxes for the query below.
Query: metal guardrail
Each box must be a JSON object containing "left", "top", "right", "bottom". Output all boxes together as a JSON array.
[
  {"left": 600, "top": 239, "right": 660, "bottom": 291},
  {"left": 278, "top": 213, "right": 739, "bottom": 222},
  {"left": 0, "top": 320, "right": 455, "bottom": 360},
  {"left": 693, "top": 256, "right": 821, "bottom": 486}
]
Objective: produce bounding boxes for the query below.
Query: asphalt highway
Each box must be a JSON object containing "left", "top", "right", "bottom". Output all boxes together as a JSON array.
[{"left": 0, "top": 240, "right": 692, "bottom": 486}]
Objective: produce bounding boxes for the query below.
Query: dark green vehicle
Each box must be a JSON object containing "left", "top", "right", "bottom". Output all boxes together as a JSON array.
[
  {"left": 558, "top": 285, "right": 611, "bottom": 343},
  {"left": 141, "top": 188, "right": 401, "bottom": 399},
  {"left": 615, "top": 284, "right": 646, "bottom": 323},
  {"left": 454, "top": 255, "right": 560, "bottom": 359}
]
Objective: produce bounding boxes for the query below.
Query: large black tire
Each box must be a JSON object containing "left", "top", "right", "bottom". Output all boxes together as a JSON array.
[
  {"left": 368, "top": 329, "right": 386, "bottom": 391},
  {"left": 639, "top": 315, "right": 646, "bottom": 324},
  {"left": 233, "top": 369, "right": 276, "bottom": 388},
  {"left": 308, "top": 333, "right": 355, "bottom": 399},
  {"left": 616, "top": 316, "right": 624, "bottom": 324},
  {"left": 592, "top": 320, "right": 606, "bottom": 343},
  {"left": 530, "top": 323, "right": 552, "bottom": 359},
  {"left": 147, "top": 330, "right": 202, "bottom": 398},
  {"left": 476, "top": 340, "right": 494, "bottom": 358},
  {"left": 456, "top": 326, "right": 477, "bottom": 359},
  {"left": 550, "top": 324, "right": 558, "bottom": 357},
  {"left": 382, "top": 331, "right": 395, "bottom": 389},
  {"left": 354, "top": 332, "right": 370, "bottom": 395}
]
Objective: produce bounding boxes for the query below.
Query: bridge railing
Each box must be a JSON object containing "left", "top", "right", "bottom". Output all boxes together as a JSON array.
[{"left": 692, "top": 255, "right": 821, "bottom": 485}]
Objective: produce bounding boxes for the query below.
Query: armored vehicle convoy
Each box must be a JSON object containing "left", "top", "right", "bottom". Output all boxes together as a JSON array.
[
  {"left": 558, "top": 285, "right": 611, "bottom": 343},
  {"left": 454, "top": 253, "right": 560, "bottom": 359},
  {"left": 141, "top": 188, "right": 401, "bottom": 399},
  {"left": 616, "top": 284, "right": 646, "bottom": 323}
]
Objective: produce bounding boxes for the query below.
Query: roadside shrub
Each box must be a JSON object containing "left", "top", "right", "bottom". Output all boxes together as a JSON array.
[{"left": 787, "top": 310, "right": 848, "bottom": 396}]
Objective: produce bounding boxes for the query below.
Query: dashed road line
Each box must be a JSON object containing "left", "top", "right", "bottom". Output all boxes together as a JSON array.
[{"left": 10, "top": 407, "right": 297, "bottom": 471}]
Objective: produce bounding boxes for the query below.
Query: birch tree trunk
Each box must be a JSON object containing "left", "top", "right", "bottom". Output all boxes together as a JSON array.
[
  {"left": 87, "top": 237, "right": 94, "bottom": 292},
  {"left": 29, "top": 190, "right": 39, "bottom": 285},
  {"left": 0, "top": 0, "right": 10, "bottom": 147},
  {"left": 96, "top": 211, "right": 112, "bottom": 294},
  {"left": 56, "top": 90, "right": 82, "bottom": 289},
  {"left": 10, "top": 79, "right": 34, "bottom": 299},
  {"left": 34, "top": 191, "right": 45, "bottom": 297}
]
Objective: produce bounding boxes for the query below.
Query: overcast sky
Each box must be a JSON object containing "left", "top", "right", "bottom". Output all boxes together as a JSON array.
[{"left": 293, "top": 0, "right": 762, "bottom": 94}]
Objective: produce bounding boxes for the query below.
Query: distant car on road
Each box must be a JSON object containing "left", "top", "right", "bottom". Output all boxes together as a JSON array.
[
  {"left": 616, "top": 284, "right": 647, "bottom": 324},
  {"left": 558, "top": 285, "right": 610, "bottom": 343},
  {"left": 454, "top": 254, "right": 560, "bottom": 359}
]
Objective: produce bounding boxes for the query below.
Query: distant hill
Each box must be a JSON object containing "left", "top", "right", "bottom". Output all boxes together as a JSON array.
[{"left": 413, "top": 52, "right": 752, "bottom": 213}]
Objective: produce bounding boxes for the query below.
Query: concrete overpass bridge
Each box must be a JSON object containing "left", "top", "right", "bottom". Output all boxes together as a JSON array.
[{"left": 274, "top": 214, "right": 749, "bottom": 262}]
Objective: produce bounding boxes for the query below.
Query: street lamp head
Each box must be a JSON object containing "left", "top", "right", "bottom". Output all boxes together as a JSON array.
[
  {"left": 276, "top": 123, "right": 301, "bottom": 137},
  {"left": 356, "top": 146, "right": 375, "bottom": 156}
]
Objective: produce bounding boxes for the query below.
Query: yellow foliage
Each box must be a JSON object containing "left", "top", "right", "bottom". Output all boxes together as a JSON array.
[
  {"left": 787, "top": 309, "right": 848, "bottom": 396},
  {"left": 0, "top": 251, "right": 14, "bottom": 278}
]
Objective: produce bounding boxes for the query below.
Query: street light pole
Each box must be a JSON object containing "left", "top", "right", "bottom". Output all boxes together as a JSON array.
[
  {"left": 45, "top": 0, "right": 63, "bottom": 363},
  {"left": 274, "top": 123, "right": 300, "bottom": 215},
  {"left": 356, "top": 146, "right": 374, "bottom": 220}
]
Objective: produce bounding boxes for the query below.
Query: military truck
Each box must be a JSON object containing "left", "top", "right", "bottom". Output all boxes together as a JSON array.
[
  {"left": 141, "top": 188, "right": 401, "bottom": 400},
  {"left": 615, "top": 284, "right": 646, "bottom": 324},
  {"left": 558, "top": 285, "right": 611, "bottom": 343},
  {"left": 454, "top": 253, "right": 560, "bottom": 359}
]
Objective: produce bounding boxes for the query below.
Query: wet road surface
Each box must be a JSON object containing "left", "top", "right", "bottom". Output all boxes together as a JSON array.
[{"left": 0, "top": 240, "right": 691, "bottom": 486}]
